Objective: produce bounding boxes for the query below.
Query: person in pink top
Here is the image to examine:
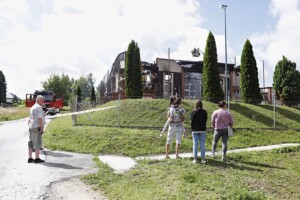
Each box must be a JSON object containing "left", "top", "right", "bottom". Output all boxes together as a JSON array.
[{"left": 211, "top": 100, "right": 234, "bottom": 161}]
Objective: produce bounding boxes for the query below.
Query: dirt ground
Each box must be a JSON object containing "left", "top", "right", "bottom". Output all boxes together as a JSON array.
[{"left": 46, "top": 177, "right": 108, "bottom": 200}]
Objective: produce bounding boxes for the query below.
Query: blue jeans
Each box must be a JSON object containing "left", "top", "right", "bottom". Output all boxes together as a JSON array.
[{"left": 192, "top": 131, "right": 206, "bottom": 159}]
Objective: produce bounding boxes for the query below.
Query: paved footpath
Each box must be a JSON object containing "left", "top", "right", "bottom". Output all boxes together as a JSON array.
[
  {"left": 100, "top": 143, "right": 300, "bottom": 174},
  {"left": 0, "top": 118, "right": 98, "bottom": 200}
]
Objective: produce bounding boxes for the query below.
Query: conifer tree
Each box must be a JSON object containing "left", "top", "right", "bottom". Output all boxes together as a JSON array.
[
  {"left": 203, "top": 31, "right": 224, "bottom": 102},
  {"left": 125, "top": 40, "right": 143, "bottom": 98},
  {"left": 76, "top": 86, "right": 82, "bottom": 102},
  {"left": 91, "top": 86, "right": 96, "bottom": 105},
  {"left": 0, "top": 70, "right": 7, "bottom": 104},
  {"left": 240, "top": 39, "right": 262, "bottom": 104}
]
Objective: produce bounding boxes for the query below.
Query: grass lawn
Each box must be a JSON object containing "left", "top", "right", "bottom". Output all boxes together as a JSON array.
[
  {"left": 43, "top": 99, "right": 300, "bottom": 199},
  {"left": 45, "top": 115, "right": 300, "bottom": 157},
  {"left": 83, "top": 146, "right": 300, "bottom": 200},
  {"left": 0, "top": 106, "right": 30, "bottom": 121}
]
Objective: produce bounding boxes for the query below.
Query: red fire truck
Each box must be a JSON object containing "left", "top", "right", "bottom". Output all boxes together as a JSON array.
[{"left": 26, "top": 91, "right": 64, "bottom": 115}]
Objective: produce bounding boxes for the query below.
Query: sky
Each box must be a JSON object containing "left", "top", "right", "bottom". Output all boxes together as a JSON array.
[{"left": 1, "top": 0, "right": 300, "bottom": 99}]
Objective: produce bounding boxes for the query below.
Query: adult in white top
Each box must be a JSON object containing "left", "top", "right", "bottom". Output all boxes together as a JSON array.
[{"left": 27, "top": 95, "right": 45, "bottom": 163}]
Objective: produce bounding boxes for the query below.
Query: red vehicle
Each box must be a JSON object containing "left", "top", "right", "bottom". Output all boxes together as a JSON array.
[{"left": 26, "top": 91, "right": 64, "bottom": 115}]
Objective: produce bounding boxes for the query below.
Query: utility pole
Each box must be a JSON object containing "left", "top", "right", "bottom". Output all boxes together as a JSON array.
[{"left": 263, "top": 60, "right": 265, "bottom": 89}]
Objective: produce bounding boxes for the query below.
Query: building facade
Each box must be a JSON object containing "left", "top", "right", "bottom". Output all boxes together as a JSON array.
[{"left": 104, "top": 52, "right": 240, "bottom": 100}]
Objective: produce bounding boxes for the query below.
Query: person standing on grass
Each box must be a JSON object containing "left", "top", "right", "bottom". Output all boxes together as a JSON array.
[
  {"left": 162, "top": 98, "right": 185, "bottom": 159},
  {"left": 211, "top": 100, "right": 234, "bottom": 161},
  {"left": 27, "top": 95, "right": 45, "bottom": 163},
  {"left": 190, "top": 100, "right": 207, "bottom": 164},
  {"left": 160, "top": 96, "right": 186, "bottom": 137}
]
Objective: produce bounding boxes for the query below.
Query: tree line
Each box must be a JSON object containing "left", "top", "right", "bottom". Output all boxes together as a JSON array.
[
  {"left": 41, "top": 73, "right": 97, "bottom": 105},
  {"left": 120, "top": 35, "right": 300, "bottom": 106}
]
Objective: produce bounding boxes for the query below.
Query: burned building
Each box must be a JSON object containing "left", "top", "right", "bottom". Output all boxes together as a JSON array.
[{"left": 104, "top": 52, "right": 239, "bottom": 100}]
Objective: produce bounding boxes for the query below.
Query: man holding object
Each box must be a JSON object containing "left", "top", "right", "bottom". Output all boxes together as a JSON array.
[{"left": 27, "top": 95, "right": 45, "bottom": 163}]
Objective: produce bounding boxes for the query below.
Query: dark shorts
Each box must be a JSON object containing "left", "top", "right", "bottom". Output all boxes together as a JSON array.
[{"left": 28, "top": 128, "right": 42, "bottom": 149}]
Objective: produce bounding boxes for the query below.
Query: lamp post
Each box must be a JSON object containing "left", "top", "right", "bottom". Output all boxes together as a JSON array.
[{"left": 220, "top": 4, "right": 229, "bottom": 110}]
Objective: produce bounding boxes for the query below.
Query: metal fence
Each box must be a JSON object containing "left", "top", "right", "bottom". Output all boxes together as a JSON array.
[{"left": 70, "top": 96, "right": 300, "bottom": 130}]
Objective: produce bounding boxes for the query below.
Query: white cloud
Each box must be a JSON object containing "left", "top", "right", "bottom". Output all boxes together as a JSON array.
[
  {"left": 251, "top": 0, "right": 300, "bottom": 87},
  {"left": 0, "top": 0, "right": 240, "bottom": 98},
  {"left": 0, "top": 0, "right": 214, "bottom": 97}
]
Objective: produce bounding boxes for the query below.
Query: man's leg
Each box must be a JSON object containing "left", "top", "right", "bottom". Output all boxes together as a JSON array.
[
  {"left": 35, "top": 148, "right": 40, "bottom": 159},
  {"left": 32, "top": 129, "right": 45, "bottom": 163},
  {"left": 28, "top": 131, "right": 34, "bottom": 163}
]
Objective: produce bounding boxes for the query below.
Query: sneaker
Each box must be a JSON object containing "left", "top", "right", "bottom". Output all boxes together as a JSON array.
[
  {"left": 221, "top": 156, "right": 226, "bottom": 162},
  {"left": 210, "top": 152, "right": 215, "bottom": 158},
  {"left": 192, "top": 159, "right": 197, "bottom": 163},
  {"left": 34, "top": 158, "right": 45, "bottom": 163},
  {"left": 201, "top": 159, "right": 207, "bottom": 164},
  {"left": 28, "top": 158, "right": 34, "bottom": 163}
]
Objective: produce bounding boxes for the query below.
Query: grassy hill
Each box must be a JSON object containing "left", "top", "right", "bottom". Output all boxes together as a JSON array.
[
  {"left": 45, "top": 99, "right": 300, "bottom": 157},
  {"left": 74, "top": 99, "right": 300, "bottom": 129}
]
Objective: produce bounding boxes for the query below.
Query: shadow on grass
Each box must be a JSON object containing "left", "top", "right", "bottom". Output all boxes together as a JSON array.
[
  {"left": 231, "top": 103, "right": 284, "bottom": 128},
  {"left": 231, "top": 159, "right": 285, "bottom": 170},
  {"left": 259, "top": 104, "right": 300, "bottom": 125},
  {"left": 206, "top": 159, "right": 263, "bottom": 172}
]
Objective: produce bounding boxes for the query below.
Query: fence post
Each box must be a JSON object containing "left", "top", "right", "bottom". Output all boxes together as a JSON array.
[
  {"left": 72, "top": 95, "right": 78, "bottom": 126},
  {"left": 118, "top": 93, "right": 121, "bottom": 127},
  {"left": 272, "top": 92, "right": 276, "bottom": 128}
]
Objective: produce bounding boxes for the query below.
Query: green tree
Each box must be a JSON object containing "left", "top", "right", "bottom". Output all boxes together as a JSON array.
[
  {"left": 240, "top": 39, "right": 262, "bottom": 104},
  {"left": 72, "top": 73, "right": 95, "bottom": 100},
  {"left": 203, "top": 31, "right": 224, "bottom": 102},
  {"left": 0, "top": 70, "right": 7, "bottom": 104},
  {"left": 91, "top": 86, "right": 96, "bottom": 106},
  {"left": 97, "top": 80, "right": 106, "bottom": 103},
  {"left": 273, "top": 56, "right": 300, "bottom": 106},
  {"left": 125, "top": 40, "right": 143, "bottom": 98},
  {"left": 42, "top": 73, "right": 72, "bottom": 105}
]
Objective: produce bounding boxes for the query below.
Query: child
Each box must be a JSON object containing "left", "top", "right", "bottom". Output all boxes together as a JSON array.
[
  {"left": 160, "top": 100, "right": 186, "bottom": 137},
  {"left": 160, "top": 98, "right": 186, "bottom": 159},
  {"left": 160, "top": 96, "right": 176, "bottom": 137}
]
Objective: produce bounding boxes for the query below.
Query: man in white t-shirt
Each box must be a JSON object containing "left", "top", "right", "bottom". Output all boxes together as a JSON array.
[{"left": 27, "top": 95, "right": 45, "bottom": 163}]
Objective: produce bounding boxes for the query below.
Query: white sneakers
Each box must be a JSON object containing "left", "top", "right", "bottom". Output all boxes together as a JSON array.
[
  {"left": 221, "top": 155, "right": 226, "bottom": 162},
  {"left": 192, "top": 159, "right": 206, "bottom": 164}
]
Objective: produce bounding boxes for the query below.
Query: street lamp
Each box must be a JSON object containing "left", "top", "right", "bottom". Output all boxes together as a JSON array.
[{"left": 220, "top": 4, "right": 229, "bottom": 110}]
